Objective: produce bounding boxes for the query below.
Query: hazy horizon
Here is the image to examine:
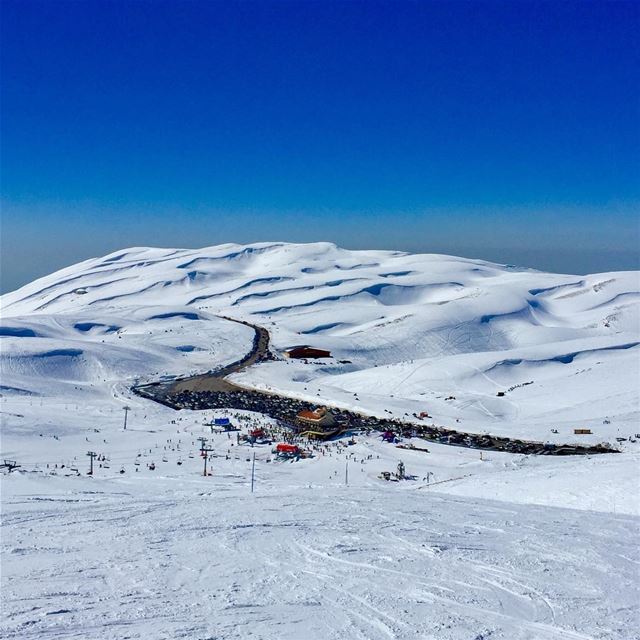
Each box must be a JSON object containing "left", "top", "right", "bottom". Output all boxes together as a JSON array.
[{"left": 2, "top": 230, "right": 639, "bottom": 295}]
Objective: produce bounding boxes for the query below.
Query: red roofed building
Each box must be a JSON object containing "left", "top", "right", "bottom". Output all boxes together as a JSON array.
[
  {"left": 296, "top": 407, "right": 336, "bottom": 428},
  {"left": 283, "top": 345, "right": 331, "bottom": 359}
]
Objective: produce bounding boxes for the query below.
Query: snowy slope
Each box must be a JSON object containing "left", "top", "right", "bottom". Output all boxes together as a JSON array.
[
  {"left": 1, "top": 243, "right": 639, "bottom": 639},
  {"left": 4, "top": 467, "right": 638, "bottom": 640},
  {"left": 3, "top": 241, "right": 638, "bottom": 444},
  {"left": 2, "top": 398, "right": 639, "bottom": 640}
]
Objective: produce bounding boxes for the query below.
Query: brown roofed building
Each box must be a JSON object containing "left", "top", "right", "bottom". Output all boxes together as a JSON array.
[
  {"left": 296, "top": 407, "right": 336, "bottom": 428},
  {"left": 283, "top": 345, "right": 331, "bottom": 359}
]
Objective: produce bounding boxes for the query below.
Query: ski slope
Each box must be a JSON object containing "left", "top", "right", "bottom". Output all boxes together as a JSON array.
[
  {"left": 2, "top": 398, "right": 639, "bottom": 640},
  {"left": 4, "top": 470, "right": 637, "bottom": 640},
  {"left": 1, "top": 242, "right": 639, "bottom": 639}
]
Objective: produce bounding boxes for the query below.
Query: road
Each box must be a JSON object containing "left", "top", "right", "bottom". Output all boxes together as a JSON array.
[
  {"left": 134, "top": 318, "right": 618, "bottom": 456},
  {"left": 171, "top": 318, "right": 271, "bottom": 394}
]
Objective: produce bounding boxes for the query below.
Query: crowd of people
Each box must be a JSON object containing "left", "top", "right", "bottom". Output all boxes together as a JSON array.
[{"left": 134, "top": 384, "right": 616, "bottom": 455}]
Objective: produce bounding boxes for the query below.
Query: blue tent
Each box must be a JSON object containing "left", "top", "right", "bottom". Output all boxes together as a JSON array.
[{"left": 214, "top": 417, "right": 230, "bottom": 426}]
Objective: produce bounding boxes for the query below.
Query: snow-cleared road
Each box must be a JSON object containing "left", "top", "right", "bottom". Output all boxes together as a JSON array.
[{"left": 138, "top": 318, "right": 619, "bottom": 456}]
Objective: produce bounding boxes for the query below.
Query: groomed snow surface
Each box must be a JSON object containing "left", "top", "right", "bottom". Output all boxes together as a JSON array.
[{"left": 1, "top": 242, "right": 639, "bottom": 639}]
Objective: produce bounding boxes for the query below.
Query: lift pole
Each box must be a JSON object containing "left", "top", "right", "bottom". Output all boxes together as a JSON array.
[
  {"left": 202, "top": 448, "right": 214, "bottom": 476},
  {"left": 123, "top": 406, "right": 130, "bottom": 430},
  {"left": 87, "top": 451, "right": 97, "bottom": 475},
  {"left": 251, "top": 452, "right": 256, "bottom": 493}
]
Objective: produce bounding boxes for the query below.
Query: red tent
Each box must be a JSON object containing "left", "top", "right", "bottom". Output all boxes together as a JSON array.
[{"left": 276, "top": 443, "right": 300, "bottom": 455}]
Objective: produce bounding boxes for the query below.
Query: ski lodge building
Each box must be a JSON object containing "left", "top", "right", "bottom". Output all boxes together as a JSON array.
[
  {"left": 296, "top": 407, "right": 336, "bottom": 428},
  {"left": 283, "top": 345, "right": 332, "bottom": 359}
]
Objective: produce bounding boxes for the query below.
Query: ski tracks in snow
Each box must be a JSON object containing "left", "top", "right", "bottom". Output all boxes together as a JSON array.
[{"left": 2, "top": 482, "right": 638, "bottom": 640}]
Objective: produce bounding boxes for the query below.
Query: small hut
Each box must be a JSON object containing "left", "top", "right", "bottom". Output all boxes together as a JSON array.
[{"left": 283, "top": 345, "right": 332, "bottom": 359}]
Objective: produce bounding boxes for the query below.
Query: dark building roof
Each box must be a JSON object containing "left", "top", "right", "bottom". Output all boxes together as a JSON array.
[{"left": 284, "top": 345, "right": 331, "bottom": 359}]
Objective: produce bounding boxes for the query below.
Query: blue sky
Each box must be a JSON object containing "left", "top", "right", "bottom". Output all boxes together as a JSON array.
[{"left": 1, "top": 0, "right": 638, "bottom": 291}]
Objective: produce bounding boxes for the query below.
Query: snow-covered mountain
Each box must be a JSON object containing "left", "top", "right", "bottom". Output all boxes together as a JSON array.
[
  {"left": 2, "top": 242, "right": 639, "bottom": 640},
  {"left": 2, "top": 242, "right": 638, "bottom": 444}
]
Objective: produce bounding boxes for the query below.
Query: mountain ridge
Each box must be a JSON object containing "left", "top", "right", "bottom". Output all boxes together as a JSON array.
[{"left": 1, "top": 242, "right": 638, "bottom": 446}]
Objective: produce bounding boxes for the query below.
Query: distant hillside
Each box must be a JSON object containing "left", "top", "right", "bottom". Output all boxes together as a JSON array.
[{"left": 1, "top": 242, "right": 638, "bottom": 443}]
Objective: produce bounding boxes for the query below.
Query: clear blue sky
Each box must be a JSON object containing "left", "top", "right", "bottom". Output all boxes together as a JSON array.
[{"left": 1, "top": 0, "right": 638, "bottom": 292}]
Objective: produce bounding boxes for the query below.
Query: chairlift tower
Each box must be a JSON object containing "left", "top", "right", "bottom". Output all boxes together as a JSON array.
[
  {"left": 87, "top": 451, "right": 97, "bottom": 475},
  {"left": 202, "top": 447, "right": 214, "bottom": 476}
]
